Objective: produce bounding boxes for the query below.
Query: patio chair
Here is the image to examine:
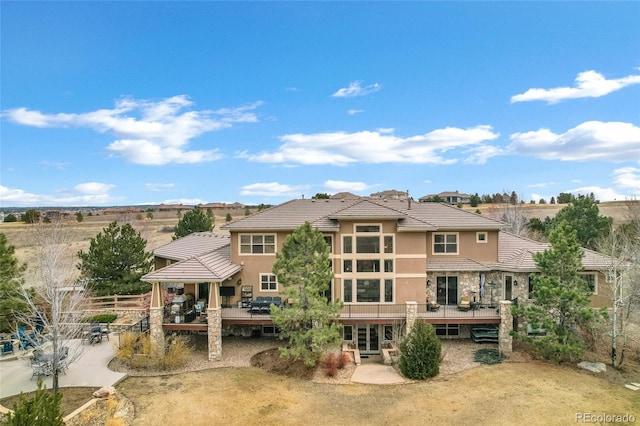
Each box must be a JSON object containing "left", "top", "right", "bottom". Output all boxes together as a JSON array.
[
  {"left": 260, "top": 297, "right": 273, "bottom": 314},
  {"left": 458, "top": 296, "right": 472, "bottom": 311},
  {"left": 1, "top": 340, "right": 14, "bottom": 356},
  {"left": 89, "top": 323, "right": 102, "bottom": 344},
  {"left": 100, "top": 324, "right": 110, "bottom": 341},
  {"left": 31, "top": 361, "right": 49, "bottom": 380},
  {"left": 426, "top": 298, "right": 440, "bottom": 312},
  {"left": 272, "top": 296, "right": 283, "bottom": 308}
]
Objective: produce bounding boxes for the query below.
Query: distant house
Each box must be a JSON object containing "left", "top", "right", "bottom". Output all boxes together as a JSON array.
[
  {"left": 96, "top": 207, "right": 142, "bottom": 215},
  {"left": 199, "top": 202, "right": 245, "bottom": 211},
  {"left": 142, "top": 196, "right": 615, "bottom": 361},
  {"left": 157, "top": 204, "right": 194, "bottom": 212},
  {"left": 419, "top": 191, "right": 471, "bottom": 204},
  {"left": 330, "top": 192, "right": 361, "bottom": 199},
  {"left": 370, "top": 189, "right": 409, "bottom": 200}
]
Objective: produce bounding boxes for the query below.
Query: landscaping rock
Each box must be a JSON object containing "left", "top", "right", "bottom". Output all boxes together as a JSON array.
[
  {"left": 577, "top": 361, "right": 606, "bottom": 373},
  {"left": 92, "top": 386, "right": 116, "bottom": 398}
]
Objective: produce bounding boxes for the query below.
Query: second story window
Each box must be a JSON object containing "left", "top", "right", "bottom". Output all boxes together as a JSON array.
[
  {"left": 433, "top": 233, "right": 458, "bottom": 254},
  {"left": 240, "top": 234, "right": 275, "bottom": 254}
]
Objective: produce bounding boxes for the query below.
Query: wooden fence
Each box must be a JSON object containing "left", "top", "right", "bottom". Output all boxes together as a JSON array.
[{"left": 83, "top": 292, "right": 151, "bottom": 312}]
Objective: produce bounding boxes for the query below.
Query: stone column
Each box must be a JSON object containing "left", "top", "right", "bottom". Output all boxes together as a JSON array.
[
  {"left": 207, "top": 307, "right": 222, "bottom": 361},
  {"left": 499, "top": 300, "right": 513, "bottom": 356},
  {"left": 405, "top": 301, "right": 418, "bottom": 334},
  {"left": 149, "top": 307, "right": 165, "bottom": 356}
]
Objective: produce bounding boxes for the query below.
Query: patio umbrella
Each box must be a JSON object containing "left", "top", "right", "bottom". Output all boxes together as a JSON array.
[{"left": 480, "top": 274, "right": 486, "bottom": 299}]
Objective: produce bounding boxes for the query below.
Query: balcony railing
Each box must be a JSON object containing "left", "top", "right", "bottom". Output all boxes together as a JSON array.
[{"left": 220, "top": 303, "right": 501, "bottom": 321}]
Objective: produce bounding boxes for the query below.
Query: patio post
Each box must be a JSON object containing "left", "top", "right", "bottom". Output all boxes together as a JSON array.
[
  {"left": 207, "top": 281, "right": 222, "bottom": 361},
  {"left": 405, "top": 301, "right": 417, "bottom": 334},
  {"left": 499, "top": 300, "right": 513, "bottom": 356},
  {"left": 149, "top": 282, "right": 165, "bottom": 355}
]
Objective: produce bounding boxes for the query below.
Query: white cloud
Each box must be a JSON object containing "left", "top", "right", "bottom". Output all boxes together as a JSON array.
[
  {"left": 162, "top": 198, "right": 208, "bottom": 205},
  {"left": 3, "top": 95, "right": 262, "bottom": 165},
  {"left": 239, "top": 182, "right": 309, "bottom": 197},
  {"left": 246, "top": 125, "right": 500, "bottom": 166},
  {"left": 564, "top": 186, "right": 627, "bottom": 202},
  {"left": 145, "top": 183, "right": 176, "bottom": 192},
  {"left": 527, "top": 182, "right": 555, "bottom": 189},
  {"left": 0, "top": 183, "right": 121, "bottom": 207},
  {"left": 613, "top": 167, "right": 640, "bottom": 193},
  {"left": 509, "top": 121, "right": 640, "bottom": 162},
  {"left": 511, "top": 70, "right": 640, "bottom": 104},
  {"left": 331, "top": 81, "right": 381, "bottom": 98},
  {"left": 324, "top": 180, "right": 372, "bottom": 193},
  {"left": 348, "top": 109, "right": 364, "bottom": 115}
]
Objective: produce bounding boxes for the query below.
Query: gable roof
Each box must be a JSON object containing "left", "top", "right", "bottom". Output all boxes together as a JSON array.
[{"left": 154, "top": 232, "right": 231, "bottom": 261}]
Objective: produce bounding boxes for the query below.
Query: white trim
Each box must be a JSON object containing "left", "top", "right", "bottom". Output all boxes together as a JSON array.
[
  {"left": 476, "top": 232, "right": 488, "bottom": 244},
  {"left": 239, "top": 233, "right": 277, "bottom": 255}
]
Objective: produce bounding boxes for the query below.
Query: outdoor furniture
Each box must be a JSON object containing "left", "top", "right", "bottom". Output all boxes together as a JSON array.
[
  {"left": 1, "top": 340, "right": 14, "bottom": 356},
  {"left": 89, "top": 323, "right": 102, "bottom": 344},
  {"left": 100, "top": 324, "right": 110, "bottom": 341},
  {"left": 426, "top": 298, "right": 440, "bottom": 312},
  {"left": 458, "top": 296, "right": 472, "bottom": 311},
  {"left": 31, "top": 360, "right": 50, "bottom": 380}
]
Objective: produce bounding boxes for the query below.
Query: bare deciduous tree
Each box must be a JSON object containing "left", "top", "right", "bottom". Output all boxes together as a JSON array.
[
  {"left": 597, "top": 199, "right": 640, "bottom": 367},
  {"left": 17, "top": 218, "right": 88, "bottom": 393},
  {"left": 487, "top": 191, "right": 528, "bottom": 236}
]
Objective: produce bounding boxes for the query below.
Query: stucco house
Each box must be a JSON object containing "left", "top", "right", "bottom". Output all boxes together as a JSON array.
[
  {"left": 419, "top": 191, "right": 471, "bottom": 204},
  {"left": 142, "top": 197, "right": 613, "bottom": 361}
]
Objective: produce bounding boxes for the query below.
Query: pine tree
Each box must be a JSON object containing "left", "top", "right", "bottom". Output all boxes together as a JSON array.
[
  {"left": 0, "top": 233, "right": 28, "bottom": 332},
  {"left": 399, "top": 321, "right": 441, "bottom": 379},
  {"left": 77, "top": 222, "right": 153, "bottom": 295},
  {"left": 270, "top": 222, "right": 343, "bottom": 367},
  {"left": 173, "top": 206, "right": 213, "bottom": 240},
  {"left": 513, "top": 221, "right": 604, "bottom": 362},
  {"left": 4, "top": 379, "right": 64, "bottom": 426}
]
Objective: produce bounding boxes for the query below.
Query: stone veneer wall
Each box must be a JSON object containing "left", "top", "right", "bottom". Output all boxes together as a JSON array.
[
  {"left": 425, "top": 271, "right": 532, "bottom": 305},
  {"left": 499, "top": 300, "right": 513, "bottom": 355},
  {"left": 207, "top": 308, "right": 222, "bottom": 361},
  {"left": 149, "top": 307, "right": 165, "bottom": 355},
  {"left": 405, "top": 301, "right": 417, "bottom": 334}
]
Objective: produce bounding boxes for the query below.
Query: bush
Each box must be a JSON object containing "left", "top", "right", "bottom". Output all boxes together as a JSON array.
[
  {"left": 86, "top": 313, "right": 118, "bottom": 323},
  {"left": 3, "top": 379, "right": 63, "bottom": 426},
  {"left": 399, "top": 321, "right": 441, "bottom": 380},
  {"left": 337, "top": 351, "right": 351, "bottom": 369},
  {"left": 116, "top": 332, "right": 193, "bottom": 371},
  {"left": 321, "top": 353, "right": 339, "bottom": 377},
  {"left": 474, "top": 348, "right": 504, "bottom": 365}
]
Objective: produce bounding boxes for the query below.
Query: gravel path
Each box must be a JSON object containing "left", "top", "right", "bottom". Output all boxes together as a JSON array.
[{"left": 110, "top": 334, "right": 496, "bottom": 382}]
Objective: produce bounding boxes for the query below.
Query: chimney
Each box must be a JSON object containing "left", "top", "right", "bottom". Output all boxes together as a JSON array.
[{"left": 407, "top": 190, "right": 411, "bottom": 209}]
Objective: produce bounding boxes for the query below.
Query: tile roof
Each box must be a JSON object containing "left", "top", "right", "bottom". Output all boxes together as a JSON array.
[
  {"left": 154, "top": 232, "right": 231, "bottom": 261},
  {"left": 142, "top": 245, "right": 241, "bottom": 282},
  {"left": 222, "top": 198, "right": 505, "bottom": 232},
  {"left": 427, "top": 258, "right": 492, "bottom": 271}
]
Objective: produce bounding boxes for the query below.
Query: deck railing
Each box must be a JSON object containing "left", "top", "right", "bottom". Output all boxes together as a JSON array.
[
  {"left": 84, "top": 292, "right": 151, "bottom": 311},
  {"left": 220, "top": 303, "right": 500, "bottom": 321}
]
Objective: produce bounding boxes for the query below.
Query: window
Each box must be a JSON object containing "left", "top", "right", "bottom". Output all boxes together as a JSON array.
[
  {"left": 343, "top": 236, "right": 352, "bottom": 254},
  {"left": 384, "top": 279, "right": 393, "bottom": 303},
  {"left": 323, "top": 235, "right": 333, "bottom": 253},
  {"left": 343, "top": 260, "right": 353, "bottom": 273},
  {"left": 357, "top": 279, "right": 380, "bottom": 302},
  {"left": 356, "top": 259, "right": 380, "bottom": 272},
  {"left": 260, "top": 274, "right": 277, "bottom": 291},
  {"left": 356, "top": 225, "right": 380, "bottom": 233},
  {"left": 528, "top": 274, "right": 535, "bottom": 298},
  {"left": 433, "top": 233, "right": 458, "bottom": 254},
  {"left": 343, "top": 279, "right": 352, "bottom": 303},
  {"left": 476, "top": 232, "right": 488, "bottom": 243},
  {"left": 240, "top": 234, "right": 275, "bottom": 254},
  {"left": 579, "top": 273, "right": 597, "bottom": 294},
  {"left": 343, "top": 325, "right": 353, "bottom": 341},
  {"left": 383, "top": 325, "right": 394, "bottom": 341},
  {"left": 384, "top": 236, "right": 393, "bottom": 253},
  {"left": 356, "top": 236, "right": 380, "bottom": 253},
  {"left": 435, "top": 324, "right": 459, "bottom": 337},
  {"left": 384, "top": 259, "right": 393, "bottom": 273}
]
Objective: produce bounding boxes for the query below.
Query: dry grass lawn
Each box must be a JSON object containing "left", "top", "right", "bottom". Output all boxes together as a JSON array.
[{"left": 114, "top": 361, "right": 639, "bottom": 426}]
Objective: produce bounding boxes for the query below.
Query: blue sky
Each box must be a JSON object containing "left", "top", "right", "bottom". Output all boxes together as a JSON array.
[{"left": 1, "top": 2, "right": 639, "bottom": 207}]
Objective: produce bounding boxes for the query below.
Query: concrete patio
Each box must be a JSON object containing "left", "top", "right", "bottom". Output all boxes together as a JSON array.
[{"left": 0, "top": 336, "right": 126, "bottom": 399}]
